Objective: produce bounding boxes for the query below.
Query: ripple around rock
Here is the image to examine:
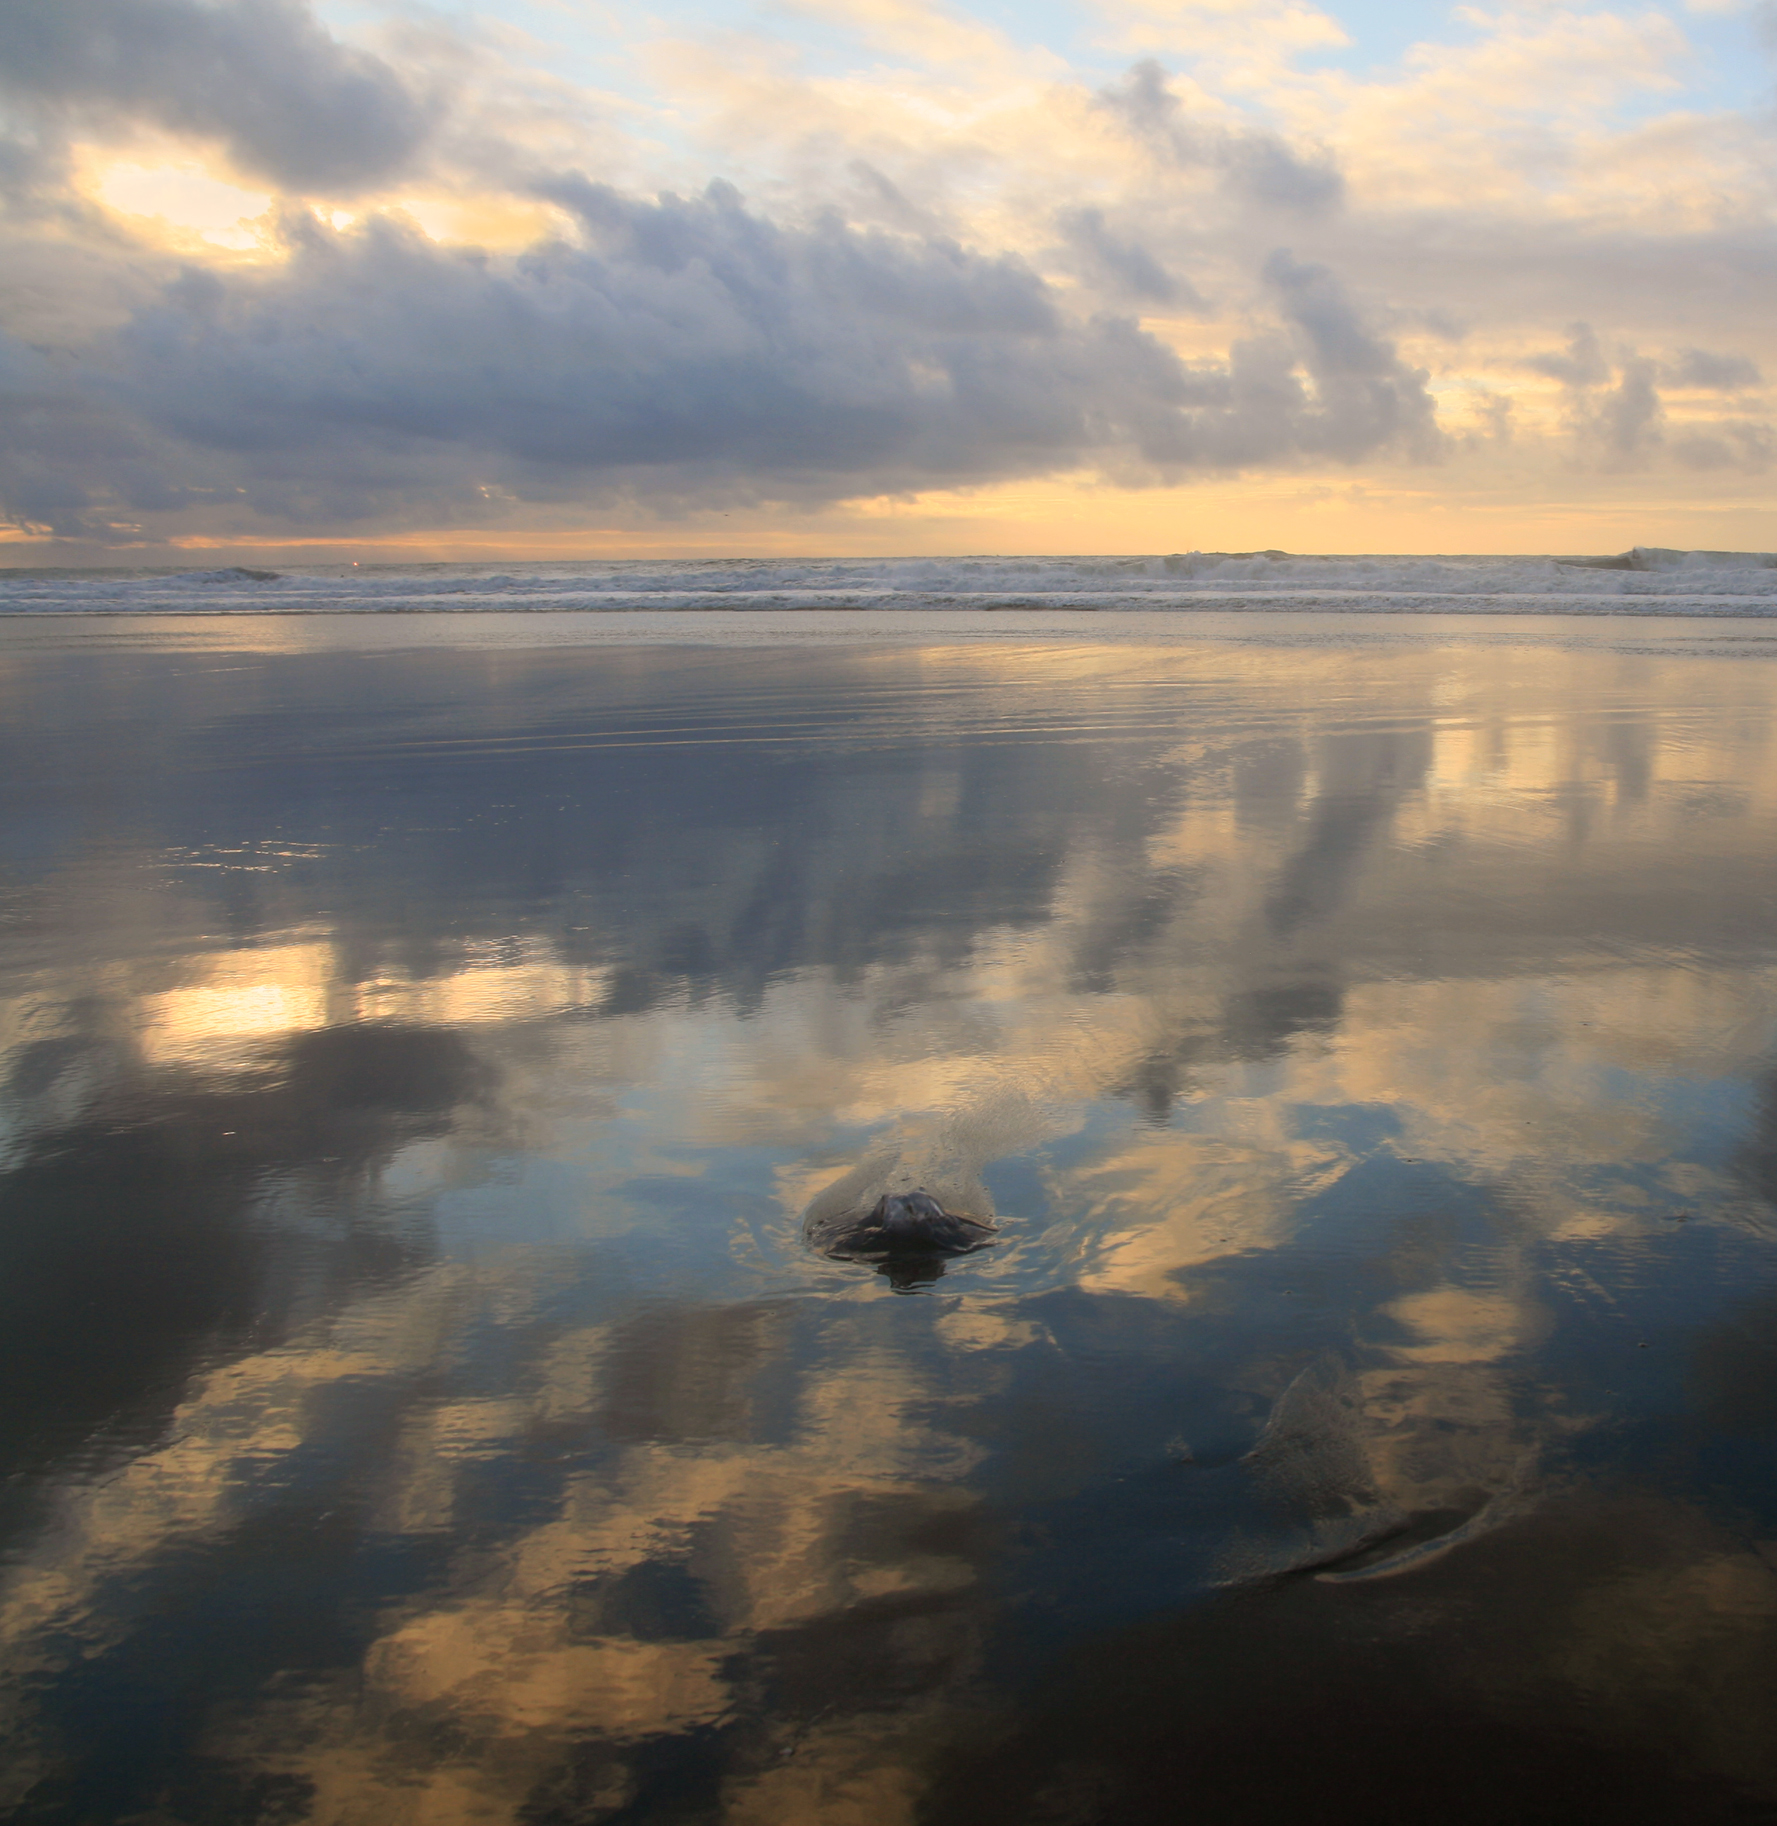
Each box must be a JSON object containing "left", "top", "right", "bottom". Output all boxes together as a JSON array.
[{"left": 806, "top": 1191, "right": 999, "bottom": 1262}]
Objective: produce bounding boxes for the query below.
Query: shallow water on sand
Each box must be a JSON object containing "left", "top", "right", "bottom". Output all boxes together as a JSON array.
[{"left": 4, "top": 617, "right": 1777, "bottom": 1823}]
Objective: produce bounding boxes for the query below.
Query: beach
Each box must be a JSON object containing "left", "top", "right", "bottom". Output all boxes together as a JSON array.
[
  {"left": 11, "top": 0, "right": 1777, "bottom": 1800},
  {"left": 3, "top": 604, "right": 1777, "bottom": 1819}
]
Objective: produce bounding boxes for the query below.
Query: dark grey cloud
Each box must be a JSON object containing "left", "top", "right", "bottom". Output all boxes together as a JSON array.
[
  {"left": 843, "top": 160, "right": 940, "bottom": 237},
  {"left": 1527, "top": 326, "right": 1663, "bottom": 461},
  {"left": 1594, "top": 354, "right": 1662, "bottom": 459},
  {"left": 0, "top": 332, "right": 189, "bottom": 535},
  {"left": 0, "top": 133, "right": 46, "bottom": 194},
  {"left": 1666, "top": 348, "right": 1762, "bottom": 390},
  {"left": 0, "top": 0, "right": 429, "bottom": 194},
  {"left": 1260, "top": 250, "right": 1442, "bottom": 462},
  {"left": 1056, "top": 206, "right": 1203, "bottom": 308},
  {"left": 1219, "top": 132, "right": 1344, "bottom": 215},
  {"left": 1521, "top": 326, "right": 1771, "bottom": 470},
  {"left": 1672, "top": 423, "right": 1773, "bottom": 472},
  {"left": 1098, "top": 61, "right": 1345, "bottom": 216},
  {"left": 1468, "top": 390, "right": 1514, "bottom": 444},
  {"left": 0, "top": 187, "right": 1448, "bottom": 539},
  {"left": 1526, "top": 322, "right": 1611, "bottom": 387}
]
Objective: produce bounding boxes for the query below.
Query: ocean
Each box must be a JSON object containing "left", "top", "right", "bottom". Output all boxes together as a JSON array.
[{"left": 5, "top": 545, "right": 1777, "bottom": 616}]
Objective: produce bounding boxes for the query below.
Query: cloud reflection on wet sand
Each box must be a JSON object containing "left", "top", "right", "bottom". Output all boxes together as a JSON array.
[{"left": 2, "top": 626, "right": 1777, "bottom": 1818}]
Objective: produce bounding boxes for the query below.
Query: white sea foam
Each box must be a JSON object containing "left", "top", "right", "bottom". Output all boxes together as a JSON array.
[{"left": 3, "top": 549, "right": 1777, "bottom": 616}]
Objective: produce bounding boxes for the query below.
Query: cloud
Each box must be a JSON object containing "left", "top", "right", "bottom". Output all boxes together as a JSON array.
[
  {"left": 0, "top": 0, "right": 430, "bottom": 194},
  {"left": 1517, "top": 326, "right": 1774, "bottom": 470},
  {"left": 1260, "top": 250, "right": 1442, "bottom": 462},
  {"left": 1594, "top": 353, "right": 1663, "bottom": 460},
  {"left": 1672, "top": 422, "right": 1773, "bottom": 470},
  {"left": 1526, "top": 323, "right": 1612, "bottom": 388},
  {"left": 1097, "top": 61, "right": 1345, "bottom": 215},
  {"left": 1055, "top": 205, "right": 1202, "bottom": 308},
  {"left": 1666, "top": 348, "right": 1762, "bottom": 390},
  {"left": 0, "top": 0, "right": 1775, "bottom": 546},
  {"left": 0, "top": 187, "right": 1451, "bottom": 539}
]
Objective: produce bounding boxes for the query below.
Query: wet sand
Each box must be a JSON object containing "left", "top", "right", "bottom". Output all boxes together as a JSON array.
[{"left": 2, "top": 611, "right": 1777, "bottom": 1821}]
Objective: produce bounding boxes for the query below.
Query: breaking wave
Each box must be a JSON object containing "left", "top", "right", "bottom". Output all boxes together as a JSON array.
[{"left": 4, "top": 548, "right": 1777, "bottom": 615}]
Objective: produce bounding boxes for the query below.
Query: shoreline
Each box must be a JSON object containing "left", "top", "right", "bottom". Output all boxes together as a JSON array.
[
  {"left": 8, "top": 605, "right": 1777, "bottom": 656},
  {"left": 6, "top": 592, "right": 1777, "bottom": 619}
]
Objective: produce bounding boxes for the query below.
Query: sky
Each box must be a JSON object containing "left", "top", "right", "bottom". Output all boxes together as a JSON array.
[{"left": 1, "top": 0, "right": 1775, "bottom": 561}]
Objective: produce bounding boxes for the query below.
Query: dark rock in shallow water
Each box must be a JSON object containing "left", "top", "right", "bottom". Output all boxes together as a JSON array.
[{"left": 807, "top": 1190, "right": 997, "bottom": 1263}]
